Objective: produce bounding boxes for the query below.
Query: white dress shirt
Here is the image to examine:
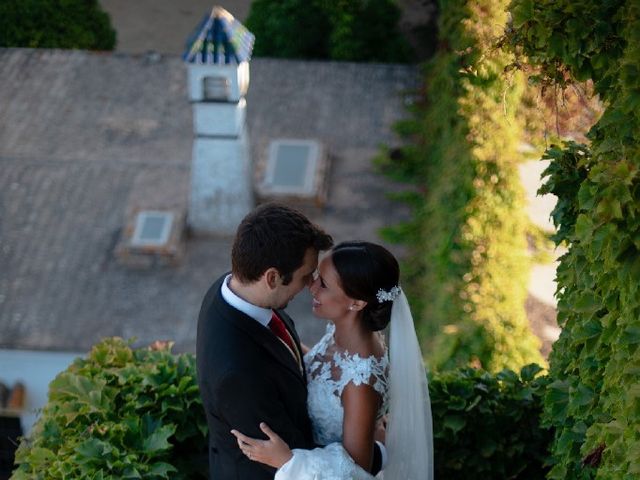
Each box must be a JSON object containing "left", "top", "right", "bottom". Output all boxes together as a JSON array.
[{"left": 221, "top": 274, "right": 272, "bottom": 326}]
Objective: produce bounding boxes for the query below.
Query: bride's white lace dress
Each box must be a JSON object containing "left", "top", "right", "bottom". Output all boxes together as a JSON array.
[{"left": 276, "top": 323, "right": 389, "bottom": 480}]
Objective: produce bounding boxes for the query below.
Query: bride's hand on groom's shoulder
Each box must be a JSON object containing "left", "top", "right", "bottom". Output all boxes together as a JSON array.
[{"left": 231, "top": 422, "right": 293, "bottom": 469}]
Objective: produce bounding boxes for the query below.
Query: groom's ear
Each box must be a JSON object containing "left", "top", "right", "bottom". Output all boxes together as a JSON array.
[{"left": 263, "top": 268, "right": 281, "bottom": 290}]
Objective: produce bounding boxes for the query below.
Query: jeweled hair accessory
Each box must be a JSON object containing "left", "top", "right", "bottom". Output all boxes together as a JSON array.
[{"left": 376, "top": 285, "right": 401, "bottom": 303}]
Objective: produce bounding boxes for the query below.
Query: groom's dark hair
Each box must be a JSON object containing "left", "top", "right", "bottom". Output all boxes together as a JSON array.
[{"left": 231, "top": 203, "right": 333, "bottom": 285}]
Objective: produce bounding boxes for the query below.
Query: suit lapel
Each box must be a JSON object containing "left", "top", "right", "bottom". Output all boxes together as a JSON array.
[{"left": 214, "top": 289, "right": 306, "bottom": 385}]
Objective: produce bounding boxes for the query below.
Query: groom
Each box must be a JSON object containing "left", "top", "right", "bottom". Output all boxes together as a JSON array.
[{"left": 196, "top": 203, "right": 333, "bottom": 479}]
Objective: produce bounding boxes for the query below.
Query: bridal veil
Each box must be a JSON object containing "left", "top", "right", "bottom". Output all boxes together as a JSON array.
[{"left": 383, "top": 290, "right": 434, "bottom": 480}]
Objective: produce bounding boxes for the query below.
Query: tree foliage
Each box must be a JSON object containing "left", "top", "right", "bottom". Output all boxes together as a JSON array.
[
  {"left": 504, "top": 0, "right": 640, "bottom": 478},
  {"left": 378, "top": 0, "right": 543, "bottom": 372},
  {"left": 0, "top": 0, "right": 116, "bottom": 50},
  {"left": 245, "top": 0, "right": 412, "bottom": 62}
]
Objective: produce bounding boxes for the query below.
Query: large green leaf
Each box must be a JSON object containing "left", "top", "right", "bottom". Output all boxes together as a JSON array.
[{"left": 142, "top": 425, "right": 175, "bottom": 454}]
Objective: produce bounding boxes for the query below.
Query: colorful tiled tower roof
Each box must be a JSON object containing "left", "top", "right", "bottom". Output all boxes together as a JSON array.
[{"left": 183, "top": 6, "right": 254, "bottom": 64}]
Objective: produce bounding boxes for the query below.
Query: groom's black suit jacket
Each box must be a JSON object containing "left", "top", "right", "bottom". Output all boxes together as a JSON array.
[{"left": 196, "top": 274, "right": 316, "bottom": 479}]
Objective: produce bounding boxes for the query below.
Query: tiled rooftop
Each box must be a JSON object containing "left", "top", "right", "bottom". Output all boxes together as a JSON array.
[{"left": 0, "top": 48, "right": 419, "bottom": 353}]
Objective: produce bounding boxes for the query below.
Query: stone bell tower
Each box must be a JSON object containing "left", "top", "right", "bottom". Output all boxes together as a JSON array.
[{"left": 183, "top": 6, "right": 255, "bottom": 234}]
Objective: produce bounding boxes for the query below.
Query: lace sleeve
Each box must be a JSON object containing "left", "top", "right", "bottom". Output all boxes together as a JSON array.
[{"left": 334, "top": 352, "right": 389, "bottom": 411}]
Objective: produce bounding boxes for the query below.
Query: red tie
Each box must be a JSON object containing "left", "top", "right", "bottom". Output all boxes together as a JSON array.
[{"left": 269, "top": 311, "right": 295, "bottom": 352}]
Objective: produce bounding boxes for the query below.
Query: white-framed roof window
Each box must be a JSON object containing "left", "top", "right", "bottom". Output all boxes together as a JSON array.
[
  {"left": 262, "top": 139, "right": 320, "bottom": 195},
  {"left": 131, "top": 211, "right": 174, "bottom": 247}
]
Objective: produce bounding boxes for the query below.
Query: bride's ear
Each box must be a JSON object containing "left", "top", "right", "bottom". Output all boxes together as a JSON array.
[{"left": 350, "top": 299, "right": 367, "bottom": 312}]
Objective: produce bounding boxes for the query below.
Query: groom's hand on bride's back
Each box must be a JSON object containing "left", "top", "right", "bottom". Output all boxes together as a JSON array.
[
  {"left": 374, "top": 415, "right": 387, "bottom": 444},
  {"left": 371, "top": 416, "right": 386, "bottom": 475}
]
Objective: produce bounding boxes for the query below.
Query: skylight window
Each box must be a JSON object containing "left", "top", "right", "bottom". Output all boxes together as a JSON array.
[
  {"left": 262, "top": 140, "right": 320, "bottom": 195},
  {"left": 131, "top": 211, "right": 174, "bottom": 247}
]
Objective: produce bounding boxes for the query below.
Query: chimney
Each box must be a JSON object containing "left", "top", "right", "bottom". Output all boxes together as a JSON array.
[{"left": 183, "top": 6, "right": 255, "bottom": 234}]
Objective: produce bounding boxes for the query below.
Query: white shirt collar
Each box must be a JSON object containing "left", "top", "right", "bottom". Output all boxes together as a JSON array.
[{"left": 221, "top": 274, "right": 272, "bottom": 327}]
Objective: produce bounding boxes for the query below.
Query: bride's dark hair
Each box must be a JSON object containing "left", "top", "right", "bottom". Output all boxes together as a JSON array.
[{"left": 331, "top": 241, "right": 400, "bottom": 332}]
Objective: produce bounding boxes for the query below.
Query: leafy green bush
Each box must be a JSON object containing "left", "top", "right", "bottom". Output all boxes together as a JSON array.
[
  {"left": 12, "top": 337, "right": 550, "bottom": 479},
  {"left": 378, "top": 0, "right": 544, "bottom": 372},
  {"left": 245, "top": 0, "right": 412, "bottom": 62},
  {"left": 11, "top": 338, "right": 207, "bottom": 479},
  {"left": 431, "top": 364, "right": 552, "bottom": 479},
  {"left": 0, "top": 0, "right": 116, "bottom": 50},
  {"left": 504, "top": 0, "right": 640, "bottom": 478}
]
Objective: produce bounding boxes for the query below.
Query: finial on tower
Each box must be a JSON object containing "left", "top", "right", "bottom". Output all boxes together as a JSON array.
[{"left": 183, "top": 6, "right": 254, "bottom": 65}]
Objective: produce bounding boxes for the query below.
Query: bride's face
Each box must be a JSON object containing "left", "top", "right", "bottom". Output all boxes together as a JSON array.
[{"left": 309, "top": 255, "right": 354, "bottom": 320}]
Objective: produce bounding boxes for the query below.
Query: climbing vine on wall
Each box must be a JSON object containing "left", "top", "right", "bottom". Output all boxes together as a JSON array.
[
  {"left": 378, "top": 0, "right": 543, "bottom": 372},
  {"left": 504, "top": 0, "right": 640, "bottom": 477}
]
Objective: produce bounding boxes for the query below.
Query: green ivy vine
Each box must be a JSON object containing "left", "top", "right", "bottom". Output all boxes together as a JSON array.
[
  {"left": 504, "top": 0, "right": 640, "bottom": 477},
  {"left": 378, "top": 0, "right": 544, "bottom": 372}
]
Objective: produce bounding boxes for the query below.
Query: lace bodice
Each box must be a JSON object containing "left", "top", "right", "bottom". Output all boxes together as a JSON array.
[{"left": 304, "top": 323, "right": 389, "bottom": 446}]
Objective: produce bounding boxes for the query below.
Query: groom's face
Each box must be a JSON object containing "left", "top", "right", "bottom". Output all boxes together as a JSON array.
[{"left": 271, "top": 248, "right": 318, "bottom": 309}]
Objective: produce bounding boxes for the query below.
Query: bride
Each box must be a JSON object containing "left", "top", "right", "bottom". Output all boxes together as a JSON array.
[{"left": 231, "top": 241, "right": 433, "bottom": 479}]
